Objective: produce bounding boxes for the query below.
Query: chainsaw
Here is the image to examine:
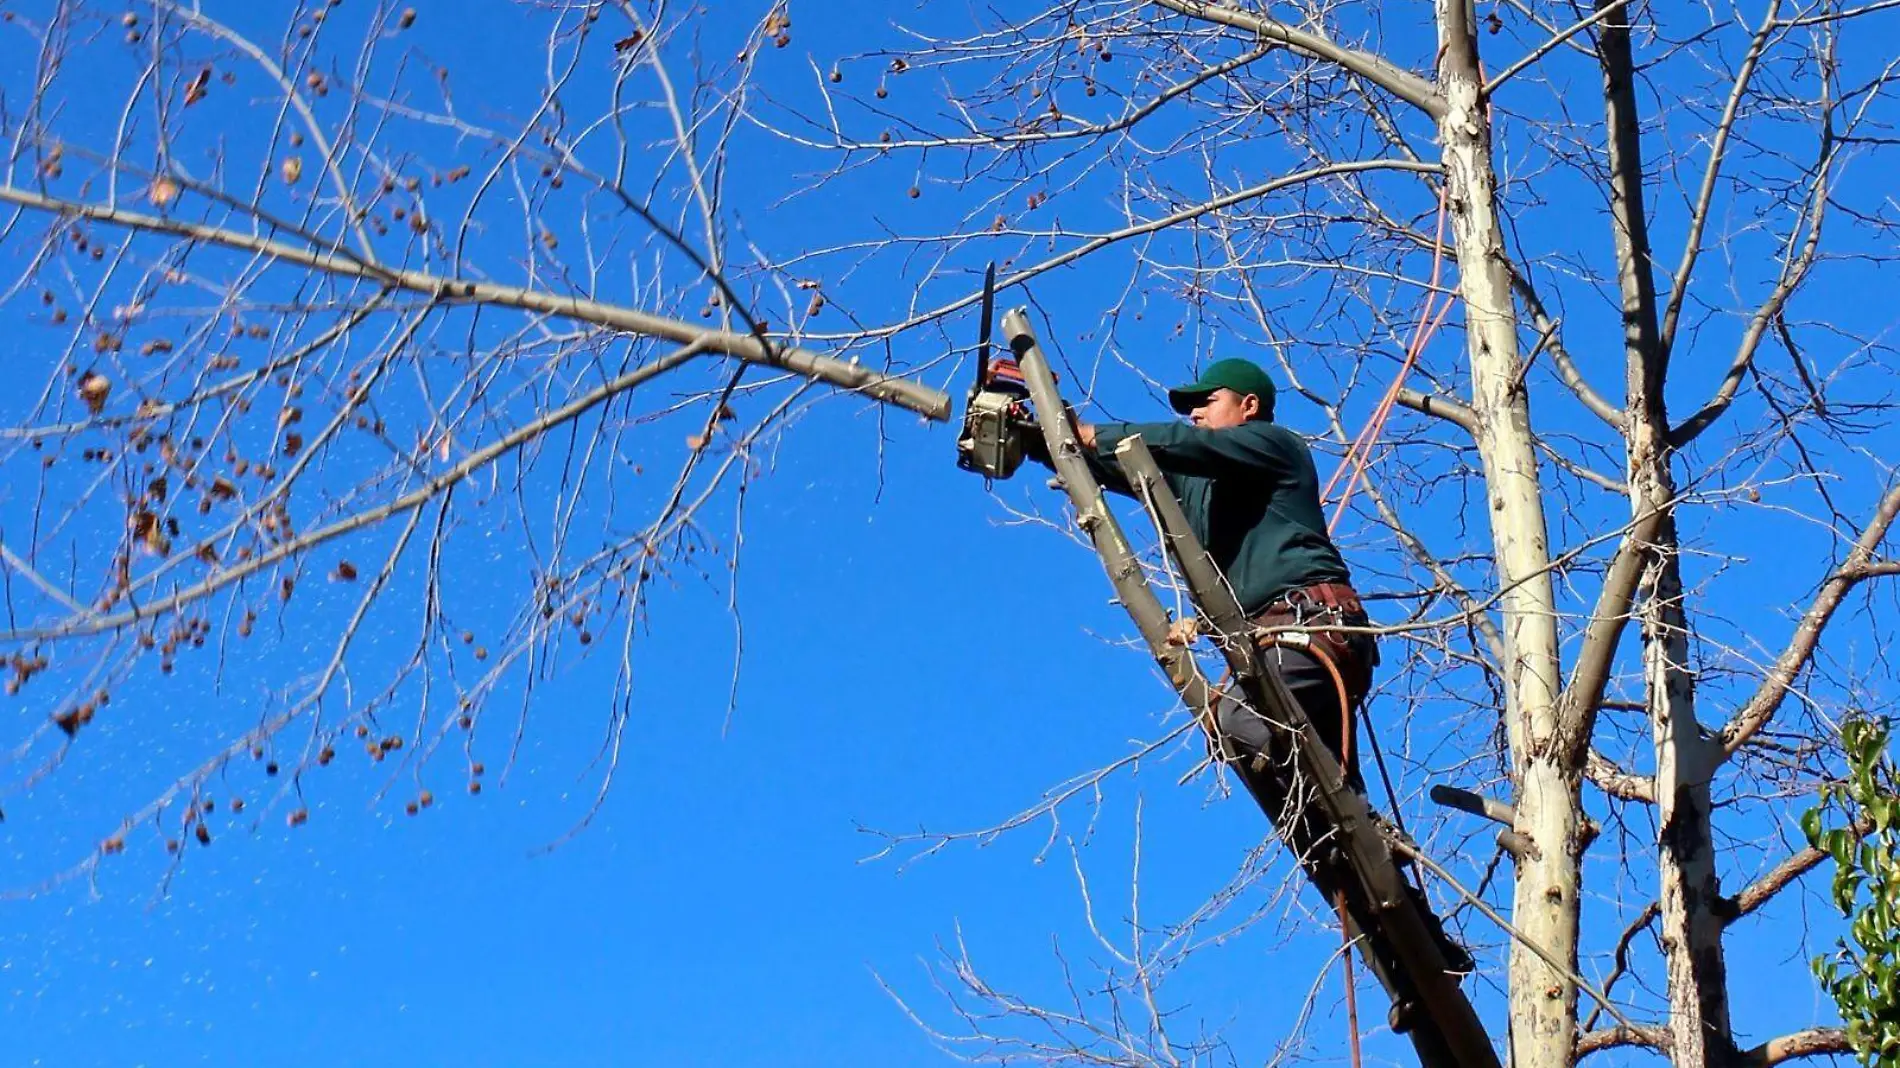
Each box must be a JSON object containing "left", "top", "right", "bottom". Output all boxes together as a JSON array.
[{"left": 954, "top": 263, "right": 1035, "bottom": 482}]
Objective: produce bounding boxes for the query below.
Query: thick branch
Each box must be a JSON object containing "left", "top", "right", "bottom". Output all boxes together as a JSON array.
[
  {"left": 1739, "top": 1029, "right": 1852, "bottom": 1066},
  {"left": 1553, "top": 499, "right": 1670, "bottom": 763},
  {"left": 1724, "top": 818, "right": 1874, "bottom": 923},
  {"left": 0, "top": 185, "right": 951, "bottom": 420},
  {"left": 1721, "top": 481, "right": 1900, "bottom": 756},
  {"left": 1577, "top": 1025, "right": 1669, "bottom": 1059},
  {"left": 1151, "top": 0, "right": 1447, "bottom": 118},
  {"left": 1395, "top": 387, "right": 1476, "bottom": 433},
  {"left": 1586, "top": 749, "right": 1655, "bottom": 803}
]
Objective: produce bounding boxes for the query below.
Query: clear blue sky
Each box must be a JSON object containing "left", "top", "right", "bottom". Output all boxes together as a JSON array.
[{"left": 2, "top": 1, "right": 1890, "bottom": 1066}]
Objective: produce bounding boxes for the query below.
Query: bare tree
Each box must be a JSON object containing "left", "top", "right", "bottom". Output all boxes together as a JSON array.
[
  {"left": 749, "top": 1, "right": 1900, "bottom": 1066},
  {"left": 5, "top": 2, "right": 1899, "bottom": 1067}
]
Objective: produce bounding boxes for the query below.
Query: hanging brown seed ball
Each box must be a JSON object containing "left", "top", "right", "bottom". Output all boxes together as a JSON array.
[{"left": 78, "top": 370, "right": 110, "bottom": 414}]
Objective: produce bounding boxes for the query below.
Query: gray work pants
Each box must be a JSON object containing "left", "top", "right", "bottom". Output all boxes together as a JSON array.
[{"left": 1214, "top": 635, "right": 1372, "bottom": 793}]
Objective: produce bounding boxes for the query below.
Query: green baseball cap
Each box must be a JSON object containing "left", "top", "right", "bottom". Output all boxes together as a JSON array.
[{"left": 1167, "top": 358, "right": 1277, "bottom": 419}]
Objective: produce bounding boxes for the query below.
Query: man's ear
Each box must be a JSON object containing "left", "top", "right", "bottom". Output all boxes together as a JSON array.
[{"left": 1239, "top": 393, "right": 1262, "bottom": 420}]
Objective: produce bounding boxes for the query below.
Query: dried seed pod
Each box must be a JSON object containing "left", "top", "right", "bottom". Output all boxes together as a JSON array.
[{"left": 78, "top": 371, "right": 110, "bottom": 414}]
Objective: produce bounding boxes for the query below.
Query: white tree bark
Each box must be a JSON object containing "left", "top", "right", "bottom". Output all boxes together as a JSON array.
[
  {"left": 1436, "top": 6, "right": 1579, "bottom": 1065},
  {"left": 1644, "top": 523, "right": 1734, "bottom": 1066}
]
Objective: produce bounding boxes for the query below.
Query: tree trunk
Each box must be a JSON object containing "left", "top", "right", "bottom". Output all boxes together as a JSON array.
[
  {"left": 1643, "top": 515, "right": 1736, "bottom": 1066},
  {"left": 1597, "top": 1, "right": 1739, "bottom": 1056},
  {"left": 1436, "top": 6, "right": 1579, "bottom": 1066}
]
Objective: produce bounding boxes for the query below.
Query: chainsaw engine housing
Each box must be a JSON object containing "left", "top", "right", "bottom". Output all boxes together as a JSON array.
[{"left": 956, "top": 385, "right": 1029, "bottom": 480}]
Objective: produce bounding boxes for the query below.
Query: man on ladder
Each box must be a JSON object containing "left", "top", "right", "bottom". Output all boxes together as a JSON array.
[
  {"left": 1020, "top": 356, "right": 1473, "bottom": 977},
  {"left": 1026, "top": 358, "right": 1376, "bottom": 787}
]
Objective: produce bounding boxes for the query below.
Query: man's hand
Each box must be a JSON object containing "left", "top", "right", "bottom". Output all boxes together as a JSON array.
[{"left": 1075, "top": 421, "right": 1098, "bottom": 449}]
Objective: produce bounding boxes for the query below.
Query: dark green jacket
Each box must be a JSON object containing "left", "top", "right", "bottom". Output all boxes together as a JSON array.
[{"left": 1077, "top": 420, "right": 1351, "bottom": 616}]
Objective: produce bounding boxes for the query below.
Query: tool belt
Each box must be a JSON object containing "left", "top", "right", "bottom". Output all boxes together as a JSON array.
[
  {"left": 1251, "top": 582, "right": 1377, "bottom": 700},
  {"left": 1260, "top": 582, "right": 1364, "bottom": 619}
]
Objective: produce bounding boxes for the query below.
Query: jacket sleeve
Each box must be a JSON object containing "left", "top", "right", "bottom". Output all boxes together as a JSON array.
[
  {"left": 1093, "top": 421, "right": 1297, "bottom": 481},
  {"left": 1023, "top": 426, "right": 1137, "bottom": 497}
]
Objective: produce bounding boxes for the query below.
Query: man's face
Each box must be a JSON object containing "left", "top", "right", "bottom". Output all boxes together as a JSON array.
[{"left": 1190, "top": 388, "right": 1260, "bottom": 430}]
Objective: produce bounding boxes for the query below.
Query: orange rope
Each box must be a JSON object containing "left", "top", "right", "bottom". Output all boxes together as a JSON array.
[
  {"left": 1324, "top": 191, "right": 1452, "bottom": 536},
  {"left": 1306, "top": 193, "right": 1451, "bottom": 1061},
  {"left": 1268, "top": 635, "right": 1363, "bottom": 1068}
]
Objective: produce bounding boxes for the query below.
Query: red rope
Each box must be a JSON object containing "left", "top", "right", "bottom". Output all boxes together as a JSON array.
[
  {"left": 1321, "top": 646, "right": 1364, "bottom": 1068},
  {"left": 1325, "top": 191, "right": 1452, "bottom": 535},
  {"left": 1307, "top": 192, "right": 1453, "bottom": 1065}
]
